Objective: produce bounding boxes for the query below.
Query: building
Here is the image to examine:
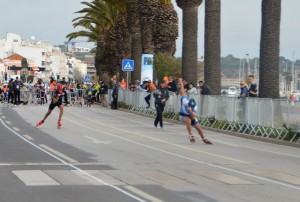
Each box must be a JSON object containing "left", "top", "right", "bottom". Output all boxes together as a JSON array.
[
  {"left": 0, "top": 32, "right": 68, "bottom": 82},
  {"left": 85, "top": 55, "right": 96, "bottom": 77}
]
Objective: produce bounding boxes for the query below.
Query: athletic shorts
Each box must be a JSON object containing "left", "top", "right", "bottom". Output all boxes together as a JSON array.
[
  {"left": 179, "top": 114, "right": 199, "bottom": 126},
  {"left": 49, "top": 102, "right": 62, "bottom": 110}
]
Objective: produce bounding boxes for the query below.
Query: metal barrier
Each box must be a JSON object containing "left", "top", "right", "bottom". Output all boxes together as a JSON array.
[{"left": 111, "top": 89, "right": 300, "bottom": 143}]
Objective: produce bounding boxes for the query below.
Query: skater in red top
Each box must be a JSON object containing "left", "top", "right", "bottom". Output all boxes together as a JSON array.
[{"left": 35, "top": 84, "right": 64, "bottom": 128}]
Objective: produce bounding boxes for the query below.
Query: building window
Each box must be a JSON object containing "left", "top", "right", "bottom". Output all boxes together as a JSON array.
[
  {"left": 13, "top": 39, "right": 18, "bottom": 42},
  {"left": 42, "top": 52, "right": 45, "bottom": 56},
  {"left": 41, "top": 61, "right": 45, "bottom": 66}
]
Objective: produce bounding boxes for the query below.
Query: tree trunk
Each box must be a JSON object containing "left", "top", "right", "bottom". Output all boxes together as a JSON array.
[
  {"left": 204, "top": 0, "right": 221, "bottom": 95},
  {"left": 181, "top": 7, "right": 199, "bottom": 84},
  {"left": 259, "top": 0, "right": 281, "bottom": 99},
  {"left": 127, "top": 0, "right": 142, "bottom": 82},
  {"left": 138, "top": 0, "right": 159, "bottom": 54}
]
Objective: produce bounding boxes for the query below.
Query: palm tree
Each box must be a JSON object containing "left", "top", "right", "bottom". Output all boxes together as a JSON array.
[
  {"left": 138, "top": 0, "right": 159, "bottom": 54},
  {"left": 204, "top": 0, "right": 221, "bottom": 95},
  {"left": 176, "top": 0, "right": 203, "bottom": 84},
  {"left": 126, "top": 0, "right": 142, "bottom": 81},
  {"left": 66, "top": 0, "right": 118, "bottom": 78},
  {"left": 153, "top": 0, "right": 178, "bottom": 56},
  {"left": 259, "top": 0, "right": 281, "bottom": 99}
]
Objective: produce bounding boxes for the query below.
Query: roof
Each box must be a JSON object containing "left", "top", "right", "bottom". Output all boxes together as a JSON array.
[{"left": 5, "top": 53, "right": 25, "bottom": 61}]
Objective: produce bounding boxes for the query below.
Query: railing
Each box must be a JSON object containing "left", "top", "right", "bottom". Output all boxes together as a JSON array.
[{"left": 109, "top": 89, "right": 300, "bottom": 144}]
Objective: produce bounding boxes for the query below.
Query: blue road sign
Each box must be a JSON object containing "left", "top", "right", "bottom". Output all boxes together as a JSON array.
[
  {"left": 85, "top": 75, "right": 91, "bottom": 81},
  {"left": 122, "top": 59, "right": 134, "bottom": 71}
]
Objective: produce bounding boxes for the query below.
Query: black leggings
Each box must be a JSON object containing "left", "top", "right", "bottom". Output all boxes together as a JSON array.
[{"left": 154, "top": 103, "right": 165, "bottom": 127}]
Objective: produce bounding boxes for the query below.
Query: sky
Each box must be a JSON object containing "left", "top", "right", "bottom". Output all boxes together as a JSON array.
[{"left": 0, "top": 0, "right": 300, "bottom": 60}]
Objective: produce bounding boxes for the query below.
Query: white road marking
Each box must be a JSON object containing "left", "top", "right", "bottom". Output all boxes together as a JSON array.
[
  {"left": 62, "top": 114, "right": 300, "bottom": 191},
  {"left": 12, "top": 127, "right": 20, "bottom": 132},
  {"left": 39, "top": 144, "right": 78, "bottom": 163},
  {"left": 96, "top": 108, "right": 300, "bottom": 159},
  {"left": 5, "top": 120, "right": 11, "bottom": 124},
  {"left": 212, "top": 139, "right": 240, "bottom": 147},
  {"left": 12, "top": 170, "right": 60, "bottom": 186},
  {"left": 124, "top": 186, "right": 164, "bottom": 202},
  {"left": 83, "top": 136, "right": 111, "bottom": 144},
  {"left": 23, "top": 135, "right": 34, "bottom": 140},
  {"left": 0, "top": 118, "right": 146, "bottom": 202},
  {"left": 1, "top": 116, "right": 6, "bottom": 119}
]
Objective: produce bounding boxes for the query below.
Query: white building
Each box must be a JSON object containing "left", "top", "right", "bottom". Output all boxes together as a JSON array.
[{"left": 0, "top": 32, "right": 69, "bottom": 82}]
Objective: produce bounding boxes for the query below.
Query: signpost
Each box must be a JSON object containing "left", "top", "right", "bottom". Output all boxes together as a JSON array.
[{"left": 122, "top": 59, "right": 134, "bottom": 89}]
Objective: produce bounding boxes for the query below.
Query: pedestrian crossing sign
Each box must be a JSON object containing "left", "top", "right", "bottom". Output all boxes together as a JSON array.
[
  {"left": 122, "top": 59, "right": 134, "bottom": 71},
  {"left": 85, "top": 75, "right": 91, "bottom": 81}
]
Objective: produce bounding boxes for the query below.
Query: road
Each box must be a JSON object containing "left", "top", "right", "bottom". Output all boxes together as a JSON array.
[{"left": 0, "top": 104, "right": 299, "bottom": 202}]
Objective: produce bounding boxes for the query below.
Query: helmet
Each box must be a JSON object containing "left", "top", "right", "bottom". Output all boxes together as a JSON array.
[
  {"left": 188, "top": 99, "right": 196, "bottom": 108},
  {"left": 57, "top": 84, "right": 63, "bottom": 90}
]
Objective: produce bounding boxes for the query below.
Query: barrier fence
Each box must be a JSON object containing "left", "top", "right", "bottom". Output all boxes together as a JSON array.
[{"left": 111, "top": 89, "right": 300, "bottom": 144}]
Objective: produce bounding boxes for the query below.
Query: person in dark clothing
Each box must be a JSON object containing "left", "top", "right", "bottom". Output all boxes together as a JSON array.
[
  {"left": 199, "top": 81, "right": 211, "bottom": 95},
  {"left": 13, "top": 77, "right": 23, "bottom": 105},
  {"left": 100, "top": 81, "right": 108, "bottom": 107},
  {"left": 111, "top": 81, "right": 119, "bottom": 109},
  {"left": 248, "top": 75, "right": 258, "bottom": 97},
  {"left": 60, "top": 77, "right": 69, "bottom": 105},
  {"left": 8, "top": 79, "right": 14, "bottom": 105},
  {"left": 167, "top": 76, "right": 177, "bottom": 92},
  {"left": 153, "top": 81, "right": 169, "bottom": 128}
]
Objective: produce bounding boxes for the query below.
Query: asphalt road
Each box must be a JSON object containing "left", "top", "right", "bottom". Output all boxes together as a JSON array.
[{"left": 0, "top": 103, "right": 299, "bottom": 202}]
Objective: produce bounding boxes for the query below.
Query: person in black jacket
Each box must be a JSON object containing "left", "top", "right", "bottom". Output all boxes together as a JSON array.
[
  {"left": 111, "top": 81, "right": 119, "bottom": 109},
  {"left": 153, "top": 81, "right": 169, "bottom": 128},
  {"left": 199, "top": 81, "right": 211, "bottom": 95},
  {"left": 100, "top": 81, "right": 108, "bottom": 107},
  {"left": 13, "top": 77, "right": 23, "bottom": 105},
  {"left": 167, "top": 76, "right": 177, "bottom": 92},
  {"left": 248, "top": 75, "right": 258, "bottom": 97}
]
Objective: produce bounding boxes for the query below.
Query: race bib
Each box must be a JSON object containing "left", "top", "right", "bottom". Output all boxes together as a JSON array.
[{"left": 16, "top": 85, "right": 20, "bottom": 89}]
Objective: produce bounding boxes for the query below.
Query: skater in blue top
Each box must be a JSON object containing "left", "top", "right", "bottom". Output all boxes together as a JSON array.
[{"left": 178, "top": 78, "right": 212, "bottom": 144}]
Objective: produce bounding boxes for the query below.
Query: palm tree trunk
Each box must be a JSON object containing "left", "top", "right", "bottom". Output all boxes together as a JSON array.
[
  {"left": 127, "top": 0, "right": 142, "bottom": 82},
  {"left": 176, "top": 0, "right": 202, "bottom": 85},
  {"left": 182, "top": 7, "right": 199, "bottom": 84},
  {"left": 259, "top": 0, "right": 281, "bottom": 99},
  {"left": 204, "top": 0, "right": 221, "bottom": 95}
]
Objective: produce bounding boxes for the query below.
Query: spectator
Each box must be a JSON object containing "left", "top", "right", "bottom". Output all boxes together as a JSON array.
[
  {"left": 110, "top": 75, "right": 117, "bottom": 89},
  {"left": 187, "top": 83, "right": 198, "bottom": 100},
  {"left": 100, "top": 81, "right": 108, "bottom": 107},
  {"left": 13, "top": 77, "right": 23, "bottom": 105},
  {"left": 167, "top": 76, "right": 177, "bottom": 92},
  {"left": 111, "top": 81, "right": 119, "bottom": 109},
  {"left": 60, "top": 77, "right": 69, "bottom": 106},
  {"left": 238, "top": 81, "right": 248, "bottom": 98},
  {"left": 8, "top": 79, "right": 14, "bottom": 105},
  {"left": 199, "top": 81, "right": 211, "bottom": 95},
  {"left": 144, "top": 80, "right": 156, "bottom": 108},
  {"left": 248, "top": 75, "right": 258, "bottom": 97},
  {"left": 153, "top": 80, "right": 169, "bottom": 128},
  {"left": 120, "top": 78, "right": 127, "bottom": 90}
]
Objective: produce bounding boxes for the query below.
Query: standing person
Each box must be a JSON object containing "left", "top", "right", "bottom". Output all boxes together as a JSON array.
[
  {"left": 111, "top": 81, "right": 119, "bottom": 109},
  {"left": 238, "top": 81, "right": 248, "bottom": 98},
  {"left": 99, "top": 81, "right": 108, "bottom": 107},
  {"left": 187, "top": 83, "right": 198, "bottom": 100},
  {"left": 13, "top": 77, "right": 23, "bottom": 105},
  {"left": 199, "top": 81, "right": 211, "bottom": 95},
  {"left": 178, "top": 78, "right": 212, "bottom": 144},
  {"left": 167, "top": 76, "right": 177, "bottom": 92},
  {"left": 153, "top": 81, "right": 169, "bottom": 128},
  {"left": 35, "top": 84, "right": 65, "bottom": 128},
  {"left": 248, "top": 75, "right": 258, "bottom": 97},
  {"left": 8, "top": 79, "right": 14, "bottom": 105},
  {"left": 60, "top": 77, "right": 69, "bottom": 106}
]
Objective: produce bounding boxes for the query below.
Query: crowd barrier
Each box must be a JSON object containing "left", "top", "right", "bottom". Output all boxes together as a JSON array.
[{"left": 110, "top": 89, "right": 300, "bottom": 143}]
